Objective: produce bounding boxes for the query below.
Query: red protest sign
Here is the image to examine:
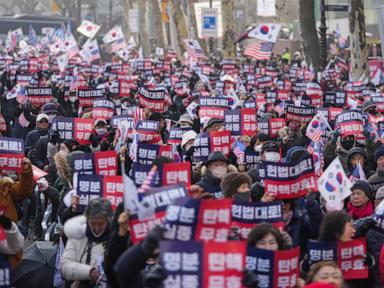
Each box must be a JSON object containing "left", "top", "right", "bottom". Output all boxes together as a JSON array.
[
  {"left": 209, "top": 130, "right": 231, "bottom": 156},
  {"left": 337, "top": 238, "right": 368, "bottom": 280},
  {"left": 73, "top": 118, "right": 93, "bottom": 145},
  {"left": 26, "top": 87, "right": 54, "bottom": 107},
  {"left": 335, "top": 111, "right": 364, "bottom": 137},
  {"left": 94, "top": 150, "right": 118, "bottom": 176},
  {"left": 103, "top": 176, "right": 123, "bottom": 211},
  {"left": 162, "top": 162, "right": 191, "bottom": 188},
  {"left": 203, "top": 241, "right": 246, "bottom": 288},
  {"left": 0, "top": 138, "right": 24, "bottom": 172},
  {"left": 0, "top": 114, "right": 6, "bottom": 132},
  {"left": 273, "top": 247, "right": 300, "bottom": 288},
  {"left": 92, "top": 99, "right": 115, "bottom": 119},
  {"left": 241, "top": 108, "right": 257, "bottom": 136},
  {"left": 129, "top": 211, "right": 166, "bottom": 244},
  {"left": 195, "top": 198, "right": 232, "bottom": 242},
  {"left": 269, "top": 118, "right": 286, "bottom": 138}
]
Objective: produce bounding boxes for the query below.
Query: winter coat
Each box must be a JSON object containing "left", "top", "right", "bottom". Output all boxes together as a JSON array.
[
  {"left": 324, "top": 141, "right": 349, "bottom": 171},
  {"left": 0, "top": 222, "right": 24, "bottom": 255},
  {"left": 24, "top": 128, "right": 49, "bottom": 155},
  {"left": 195, "top": 165, "right": 238, "bottom": 199},
  {"left": 28, "top": 136, "right": 49, "bottom": 169},
  {"left": 61, "top": 215, "right": 106, "bottom": 285},
  {"left": 0, "top": 163, "right": 33, "bottom": 267},
  {"left": 368, "top": 170, "right": 384, "bottom": 195}
]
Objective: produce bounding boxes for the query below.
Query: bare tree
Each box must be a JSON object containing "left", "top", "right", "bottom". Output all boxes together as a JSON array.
[
  {"left": 170, "top": 0, "right": 188, "bottom": 56},
  {"left": 222, "top": 0, "right": 235, "bottom": 59},
  {"left": 299, "top": 0, "right": 320, "bottom": 69},
  {"left": 0, "top": 0, "right": 40, "bottom": 15},
  {"left": 349, "top": 0, "right": 369, "bottom": 82},
  {"left": 150, "top": 0, "right": 165, "bottom": 49}
]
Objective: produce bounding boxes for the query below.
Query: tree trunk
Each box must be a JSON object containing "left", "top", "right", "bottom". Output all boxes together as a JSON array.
[
  {"left": 222, "top": 0, "right": 235, "bottom": 59},
  {"left": 151, "top": 0, "right": 165, "bottom": 48},
  {"left": 139, "top": 0, "right": 150, "bottom": 57},
  {"left": 170, "top": 0, "right": 189, "bottom": 56},
  {"left": 349, "top": 0, "right": 369, "bottom": 82},
  {"left": 299, "top": 0, "right": 321, "bottom": 69},
  {"left": 121, "top": 0, "right": 132, "bottom": 41},
  {"left": 188, "top": 0, "right": 207, "bottom": 54}
]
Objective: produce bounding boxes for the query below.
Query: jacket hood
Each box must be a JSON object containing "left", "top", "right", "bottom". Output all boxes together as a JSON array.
[{"left": 63, "top": 215, "right": 87, "bottom": 240}]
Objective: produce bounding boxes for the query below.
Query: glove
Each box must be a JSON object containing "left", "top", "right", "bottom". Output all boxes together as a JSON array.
[
  {"left": 0, "top": 215, "right": 12, "bottom": 230},
  {"left": 48, "top": 130, "right": 60, "bottom": 145},
  {"left": 331, "top": 128, "right": 341, "bottom": 143},
  {"left": 89, "top": 133, "right": 100, "bottom": 147},
  {"left": 141, "top": 226, "right": 165, "bottom": 255},
  {"left": 242, "top": 270, "right": 258, "bottom": 288}
]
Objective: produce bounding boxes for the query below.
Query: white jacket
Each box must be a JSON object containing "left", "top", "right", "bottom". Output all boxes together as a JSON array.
[
  {"left": 0, "top": 222, "right": 24, "bottom": 255},
  {"left": 61, "top": 215, "right": 106, "bottom": 283}
]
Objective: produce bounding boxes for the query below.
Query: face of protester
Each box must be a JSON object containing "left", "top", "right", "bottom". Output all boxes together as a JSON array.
[
  {"left": 37, "top": 118, "right": 49, "bottom": 131},
  {"left": 233, "top": 183, "right": 251, "bottom": 202},
  {"left": 95, "top": 122, "right": 108, "bottom": 136},
  {"left": 88, "top": 215, "right": 109, "bottom": 237},
  {"left": 255, "top": 233, "right": 279, "bottom": 251},
  {"left": 312, "top": 265, "right": 343, "bottom": 288},
  {"left": 350, "top": 189, "right": 370, "bottom": 208},
  {"left": 377, "top": 156, "right": 384, "bottom": 172},
  {"left": 59, "top": 143, "right": 70, "bottom": 156},
  {"left": 208, "top": 161, "right": 228, "bottom": 179},
  {"left": 350, "top": 154, "right": 365, "bottom": 168},
  {"left": 339, "top": 221, "right": 355, "bottom": 242}
]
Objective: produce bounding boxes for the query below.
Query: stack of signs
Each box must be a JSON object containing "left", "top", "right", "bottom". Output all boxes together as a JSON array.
[
  {"left": 307, "top": 239, "right": 368, "bottom": 280},
  {"left": 136, "top": 143, "right": 172, "bottom": 165},
  {"left": 232, "top": 201, "right": 284, "bottom": 239},
  {"left": 77, "top": 174, "right": 123, "bottom": 211},
  {"left": 160, "top": 240, "right": 245, "bottom": 288},
  {"left": 335, "top": 110, "right": 364, "bottom": 137},
  {"left": 77, "top": 88, "right": 105, "bottom": 107},
  {"left": 199, "top": 97, "right": 228, "bottom": 119},
  {"left": 247, "top": 246, "right": 300, "bottom": 288},
  {"left": 285, "top": 105, "right": 316, "bottom": 125},
  {"left": 137, "top": 86, "right": 167, "bottom": 112},
  {"left": 0, "top": 138, "right": 24, "bottom": 172},
  {"left": 224, "top": 108, "right": 257, "bottom": 136},
  {"left": 129, "top": 184, "right": 188, "bottom": 243},
  {"left": 51, "top": 117, "right": 93, "bottom": 144},
  {"left": 26, "top": 87, "right": 53, "bottom": 106},
  {"left": 92, "top": 99, "right": 115, "bottom": 119},
  {"left": 259, "top": 155, "right": 318, "bottom": 199},
  {"left": 193, "top": 131, "right": 231, "bottom": 163}
]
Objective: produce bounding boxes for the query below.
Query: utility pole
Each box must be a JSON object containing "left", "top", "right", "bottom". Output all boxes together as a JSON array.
[
  {"left": 319, "top": 0, "right": 328, "bottom": 70},
  {"left": 109, "top": 0, "right": 113, "bottom": 27}
]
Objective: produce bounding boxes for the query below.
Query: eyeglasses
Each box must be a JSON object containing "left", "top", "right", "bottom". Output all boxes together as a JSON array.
[{"left": 38, "top": 119, "right": 49, "bottom": 123}]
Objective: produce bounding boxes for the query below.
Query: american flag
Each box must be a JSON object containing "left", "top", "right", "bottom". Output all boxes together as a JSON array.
[
  {"left": 306, "top": 112, "right": 331, "bottom": 143},
  {"left": 274, "top": 101, "right": 285, "bottom": 116},
  {"left": 184, "top": 39, "right": 205, "bottom": 60},
  {"left": 244, "top": 42, "right": 274, "bottom": 60},
  {"left": 69, "top": 67, "right": 78, "bottom": 92},
  {"left": 18, "top": 112, "right": 30, "bottom": 128},
  {"left": 133, "top": 107, "right": 145, "bottom": 129},
  {"left": 233, "top": 139, "right": 246, "bottom": 165},
  {"left": 349, "top": 162, "right": 367, "bottom": 183},
  {"left": 307, "top": 141, "right": 324, "bottom": 177},
  {"left": 138, "top": 165, "right": 158, "bottom": 194}
]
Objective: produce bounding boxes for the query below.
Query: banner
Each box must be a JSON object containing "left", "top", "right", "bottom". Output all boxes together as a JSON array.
[
  {"left": 72, "top": 153, "right": 94, "bottom": 175},
  {"left": 26, "top": 87, "right": 53, "bottom": 106},
  {"left": 259, "top": 155, "right": 318, "bottom": 199},
  {"left": 210, "top": 130, "right": 231, "bottom": 156},
  {"left": 335, "top": 110, "right": 364, "bottom": 137},
  {"left": 77, "top": 175, "right": 103, "bottom": 211},
  {"left": 136, "top": 120, "right": 160, "bottom": 142},
  {"left": 161, "top": 162, "right": 191, "bottom": 188},
  {"left": 160, "top": 240, "right": 204, "bottom": 287},
  {"left": 94, "top": 150, "right": 117, "bottom": 176},
  {"left": 193, "top": 132, "right": 210, "bottom": 163},
  {"left": 245, "top": 150, "right": 261, "bottom": 170},
  {"left": 103, "top": 176, "right": 123, "bottom": 211},
  {"left": 129, "top": 184, "right": 187, "bottom": 244},
  {"left": 137, "top": 86, "right": 167, "bottom": 112},
  {"left": 77, "top": 89, "right": 105, "bottom": 107},
  {"left": 0, "top": 138, "right": 24, "bottom": 172},
  {"left": 168, "top": 128, "right": 189, "bottom": 145},
  {"left": 0, "top": 114, "right": 6, "bottom": 132},
  {"left": 285, "top": 105, "right": 316, "bottom": 124},
  {"left": 195, "top": 198, "right": 232, "bottom": 242},
  {"left": 247, "top": 246, "right": 300, "bottom": 288},
  {"left": 199, "top": 97, "right": 228, "bottom": 119},
  {"left": 232, "top": 201, "right": 284, "bottom": 239},
  {"left": 92, "top": 99, "right": 115, "bottom": 119},
  {"left": 224, "top": 108, "right": 257, "bottom": 136},
  {"left": 307, "top": 239, "right": 368, "bottom": 280}
]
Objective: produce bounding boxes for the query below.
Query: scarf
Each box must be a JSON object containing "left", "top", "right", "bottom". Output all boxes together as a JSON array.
[
  {"left": 347, "top": 201, "right": 374, "bottom": 220},
  {"left": 85, "top": 224, "right": 110, "bottom": 243}
]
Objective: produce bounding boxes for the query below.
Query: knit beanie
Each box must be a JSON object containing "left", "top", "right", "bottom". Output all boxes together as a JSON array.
[
  {"left": 220, "top": 172, "right": 252, "bottom": 198},
  {"left": 374, "top": 145, "right": 384, "bottom": 162},
  {"left": 351, "top": 180, "right": 373, "bottom": 200}
]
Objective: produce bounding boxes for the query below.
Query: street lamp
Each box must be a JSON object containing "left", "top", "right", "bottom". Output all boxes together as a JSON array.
[{"left": 319, "top": 0, "right": 328, "bottom": 71}]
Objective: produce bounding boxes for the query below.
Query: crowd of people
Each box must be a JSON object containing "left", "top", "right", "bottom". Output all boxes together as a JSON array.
[{"left": 0, "top": 30, "right": 383, "bottom": 288}]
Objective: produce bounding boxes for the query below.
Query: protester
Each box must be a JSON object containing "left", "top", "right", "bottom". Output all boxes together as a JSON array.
[
  {"left": 346, "top": 180, "right": 374, "bottom": 220},
  {"left": 306, "top": 261, "right": 344, "bottom": 288}
]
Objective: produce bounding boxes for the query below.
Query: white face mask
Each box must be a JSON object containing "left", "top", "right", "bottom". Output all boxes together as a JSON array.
[
  {"left": 254, "top": 144, "right": 262, "bottom": 152},
  {"left": 210, "top": 166, "right": 227, "bottom": 179},
  {"left": 69, "top": 96, "right": 77, "bottom": 103},
  {"left": 264, "top": 152, "right": 280, "bottom": 162}
]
